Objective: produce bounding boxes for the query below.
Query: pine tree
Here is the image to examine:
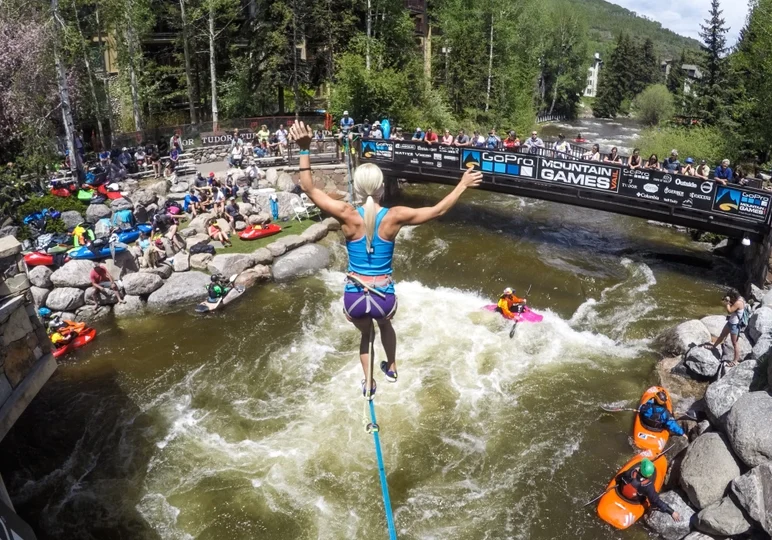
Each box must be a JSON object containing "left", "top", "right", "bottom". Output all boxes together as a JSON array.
[
  {"left": 667, "top": 50, "right": 686, "bottom": 103},
  {"left": 593, "top": 33, "right": 631, "bottom": 118},
  {"left": 638, "top": 38, "right": 660, "bottom": 88},
  {"left": 697, "top": 0, "right": 729, "bottom": 125}
]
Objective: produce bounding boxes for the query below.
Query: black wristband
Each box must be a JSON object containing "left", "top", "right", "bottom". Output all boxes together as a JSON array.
[{"left": 298, "top": 167, "right": 312, "bottom": 172}]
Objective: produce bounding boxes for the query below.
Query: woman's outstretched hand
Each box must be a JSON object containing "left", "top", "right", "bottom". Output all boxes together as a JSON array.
[
  {"left": 289, "top": 121, "right": 314, "bottom": 150},
  {"left": 460, "top": 169, "right": 483, "bottom": 189}
]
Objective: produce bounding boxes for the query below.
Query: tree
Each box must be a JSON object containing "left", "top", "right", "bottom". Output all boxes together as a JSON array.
[
  {"left": 51, "top": 0, "right": 82, "bottom": 176},
  {"left": 697, "top": 0, "right": 729, "bottom": 126},
  {"left": 543, "top": 2, "right": 588, "bottom": 116},
  {"left": 593, "top": 33, "right": 632, "bottom": 117},
  {"left": 178, "top": 0, "right": 198, "bottom": 124},
  {"left": 666, "top": 50, "right": 686, "bottom": 100},
  {"left": 634, "top": 84, "right": 674, "bottom": 126},
  {"left": 636, "top": 38, "right": 660, "bottom": 91}
]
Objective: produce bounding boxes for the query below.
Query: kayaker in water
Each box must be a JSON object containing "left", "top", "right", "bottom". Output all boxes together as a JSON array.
[
  {"left": 207, "top": 275, "right": 228, "bottom": 303},
  {"left": 497, "top": 288, "right": 527, "bottom": 319},
  {"left": 618, "top": 459, "right": 681, "bottom": 522},
  {"left": 289, "top": 121, "right": 482, "bottom": 397},
  {"left": 638, "top": 391, "right": 686, "bottom": 437}
]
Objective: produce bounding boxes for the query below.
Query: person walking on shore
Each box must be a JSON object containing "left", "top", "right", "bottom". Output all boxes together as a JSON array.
[{"left": 288, "top": 121, "right": 482, "bottom": 397}]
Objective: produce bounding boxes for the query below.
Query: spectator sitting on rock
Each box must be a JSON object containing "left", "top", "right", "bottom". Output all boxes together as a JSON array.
[
  {"left": 89, "top": 263, "right": 125, "bottom": 305},
  {"left": 695, "top": 159, "right": 711, "bottom": 179},
  {"left": 184, "top": 188, "right": 201, "bottom": 217},
  {"left": 207, "top": 218, "right": 232, "bottom": 247},
  {"left": 151, "top": 211, "right": 186, "bottom": 252},
  {"left": 224, "top": 197, "right": 245, "bottom": 232},
  {"left": 662, "top": 149, "right": 681, "bottom": 173},
  {"left": 714, "top": 159, "right": 733, "bottom": 185}
]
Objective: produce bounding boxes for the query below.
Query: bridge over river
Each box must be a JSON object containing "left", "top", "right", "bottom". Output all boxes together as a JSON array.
[{"left": 359, "top": 139, "right": 772, "bottom": 242}]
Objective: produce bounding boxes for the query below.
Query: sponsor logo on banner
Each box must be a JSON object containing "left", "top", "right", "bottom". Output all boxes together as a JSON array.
[
  {"left": 700, "top": 182, "right": 713, "bottom": 194},
  {"left": 201, "top": 130, "right": 255, "bottom": 146},
  {"left": 713, "top": 186, "right": 770, "bottom": 219},
  {"left": 461, "top": 150, "right": 536, "bottom": 178},
  {"left": 643, "top": 184, "right": 658, "bottom": 193},
  {"left": 662, "top": 174, "right": 672, "bottom": 183},
  {"left": 538, "top": 159, "right": 620, "bottom": 192},
  {"left": 361, "top": 140, "right": 394, "bottom": 160},
  {"left": 622, "top": 169, "right": 651, "bottom": 181}
]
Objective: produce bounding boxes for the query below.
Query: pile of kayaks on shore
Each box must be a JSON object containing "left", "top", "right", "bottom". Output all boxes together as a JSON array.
[
  {"left": 23, "top": 223, "right": 153, "bottom": 265},
  {"left": 596, "top": 386, "right": 675, "bottom": 530}
]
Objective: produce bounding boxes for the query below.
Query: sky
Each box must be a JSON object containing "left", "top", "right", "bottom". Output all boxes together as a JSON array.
[{"left": 606, "top": 0, "right": 750, "bottom": 46}]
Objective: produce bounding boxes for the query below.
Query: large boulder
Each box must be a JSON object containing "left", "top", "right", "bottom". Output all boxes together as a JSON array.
[
  {"left": 762, "top": 289, "right": 772, "bottom": 308},
  {"left": 190, "top": 253, "right": 213, "bottom": 270},
  {"left": 685, "top": 346, "right": 721, "bottom": 378},
  {"left": 180, "top": 227, "right": 198, "bottom": 239},
  {"left": 28, "top": 266, "right": 53, "bottom": 288},
  {"left": 721, "top": 334, "right": 752, "bottom": 364},
  {"left": 140, "top": 264, "right": 173, "bottom": 280},
  {"left": 29, "top": 286, "right": 49, "bottom": 308},
  {"left": 50, "top": 260, "right": 95, "bottom": 289},
  {"left": 46, "top": 287, "right": 85, "bottom": 312},
  {"left": 109, "top": 197, "right": 133, "bottom": 212},
  {"left": 122, "top": 272, "right": 163, "bottom": 296},
  {"left": 272, "top": 244, "right": 331, "bottom": 282},
  {"left": 265, "top": 168, "right": 278, "bottom": 186},
  {"left": 680, "top": 432, "right": 742, "bottom": 509},
  {"left": 75, "top": 305, "right": 112, "bottom": 325},
  {"left": 277, "top": 172, "right": 296, "bottom": 192},
  {"left": 695, "top": 496, "right": 752, "bottom": 537},
  {"left": 84, "top": 286, "right": 120, "bottom": 306},
  {"left": 147, "top": 180, "right": 168, "bottom": 196},
  {"left": 235, "top": 221, "right": 247, "bottom": 232},
  {"left": 730, "top": 462, "right": 772, "bottom": 535},
  {"left": 749, "top": 306, "right": 772, "bottom": 343},
  {"left": 682, "top": 534, "right": 717, "bottom": 540},
  {"left": 133, "top": 204, "right": 148, "bottom": 224},
  {"left": 751, "top": 334, "right": 772, "bottom": 362},
  {"left": 133, "top": 189, "right": 157, "bottom": 207},
  {"left": 273, "top": 234, "right": 306, "bottom": 251},
  {"left": 322, "top": 216, "right": 341, "bottom": 231},
  {"left": 60, "top": 210, "right": 84, "bottom": 230},
  {"left": 185, "top": 234, "right": 210, "bottom": 250},
  {"left": 85, "top": 203, "right": 111, "bottom": 223},
  {"left": 234, "top": 265, "right": 271, "bottom": 288},
  {"left": 705, "top": 359, "right": 762, "bottom": 424},
  {"left": 301, "top": 222, "right": 329, "bottom": 243},
  {"left": 113, "top": 295, "right": 145, "bottom": 318},
  {"left": 207, "top": 254, "right": 256, "bottom": 277},
  {"left": 237, "top": 202, "right": 253, "bottom": 216},
  {"left": 251, "top": 248, "right": 273, "bottom": 266},
  {"left": 725, "top": 391, "right": 772, "bottom": 468},
  {"left": 656, "top": 320, "right": 712, "bottom": 356},
  {"left": 643, "top": 490, "right": 695, "bottom": 540},
  {"left": 147, "top": 271, "right": 209, "bottom": 312},
  {"left": 700, "top": 315, "right": 728, "bottom": 338},
  {"left": 187, "top": 212, "right": 214, "bottom": 234},
  {"left": 173, "top": 251, "right": 190, "bottom": 272},
  {"left": 250, "top": 191, "right": 302, "bottom": 220},
  {"left": 248, "top": 213, "right": 270, "bottom": 226},
  {"left": 266, "top": 241, "right": 287, "bottom": 258}
]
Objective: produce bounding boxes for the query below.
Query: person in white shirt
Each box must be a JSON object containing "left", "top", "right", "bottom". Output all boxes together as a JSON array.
[
  {"left": 524, "top": 131, "right": 545, "bottom": 154},
  {"left": 230, "top": 143, "right": 244, "bottom": 168},
  {"left": 552, "top": 134, "right": 571, "bottom": 157},
  {"left": 134, "top": 147, "right": 148, "bottom": 170},
  {"left": 275, "top": 125, "right": 288, "bottom": 155},
  {"left": 370, "top": 121, "right": 383, "bottom": 139}
]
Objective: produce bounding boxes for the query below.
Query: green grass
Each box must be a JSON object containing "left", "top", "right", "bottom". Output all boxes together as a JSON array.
[{"left": 224, "top": 218, "right": 320, "bottom": 254}]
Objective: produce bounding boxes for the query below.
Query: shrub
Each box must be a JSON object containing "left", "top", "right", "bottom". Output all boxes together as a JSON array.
[
  {"left": 634, "top": 84, "right": 674, "bottom": 126},
  {"left": 637, "top": 125, "right": 733, "bottom": 167}
]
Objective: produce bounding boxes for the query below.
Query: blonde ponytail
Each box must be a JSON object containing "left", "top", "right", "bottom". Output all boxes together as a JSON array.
[{"left": 353, "top": 163, "right": 384, "bottom": 254}]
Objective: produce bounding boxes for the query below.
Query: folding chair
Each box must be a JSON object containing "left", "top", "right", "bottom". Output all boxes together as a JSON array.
[
  {"left": 300, "top": 193, "right": 321, "bottom": 220},
  {"left": 292, "top": 194, "right": 309, "bottom": 222}
]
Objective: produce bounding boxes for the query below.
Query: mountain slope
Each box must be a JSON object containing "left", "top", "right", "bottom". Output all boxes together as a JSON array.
[{"left": 576, "top": 0, "right": 702, "bottom": 60}]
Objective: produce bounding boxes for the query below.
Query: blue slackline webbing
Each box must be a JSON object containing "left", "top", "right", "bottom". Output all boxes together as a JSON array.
[{"left": 368, "top": 398, "right": 398, "bottom": 540}]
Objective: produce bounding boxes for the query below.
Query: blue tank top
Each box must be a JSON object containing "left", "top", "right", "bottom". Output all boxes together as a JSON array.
[{"left": 346, "top": 207, "right": 395, "bottom": 293}]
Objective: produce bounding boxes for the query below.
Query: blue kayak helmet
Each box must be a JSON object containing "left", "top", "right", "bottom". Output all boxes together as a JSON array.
[{"left": 38, "top": 307, "right": 52, "bottom": 318}]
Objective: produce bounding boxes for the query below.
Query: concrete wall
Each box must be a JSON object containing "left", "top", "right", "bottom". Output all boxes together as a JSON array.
[{"left": 0, "top": 237, "right": 57, "bottom": 444}]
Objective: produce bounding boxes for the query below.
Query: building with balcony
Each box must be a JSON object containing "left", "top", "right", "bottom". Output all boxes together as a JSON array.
[{"left": 584, "top": 53, "right": 602, "bottom": 97}]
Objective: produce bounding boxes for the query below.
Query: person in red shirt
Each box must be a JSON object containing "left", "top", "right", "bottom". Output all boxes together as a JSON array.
[
  {"left": 424, "top": 127, "right": 439, "bottom": 145},
  {"left": 89, "top": 263, "right": 125, "bottom": 305},
  {"left": 502, "top": 131, "right": 520, "bottom": 152}
]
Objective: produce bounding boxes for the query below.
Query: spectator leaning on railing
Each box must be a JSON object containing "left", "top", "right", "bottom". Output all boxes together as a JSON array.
[
  {"left": 695, "top": 159, "right": 710, "bottom": 179},
  {"left": 662, "top": 150, "right": 681, "bottom": 173},
  {"left": 504, "top": 131, "right": 521, "bottom": 152},
  {"left": 714, "top": 159, "right": 733, "bottom": 185},
  {"left": 454, "top": 129, "right": 470, "bottom": 147},
  {"left": 486, "top": 129, "right": 501, "bottom": 149},
  {"left": 552, "top": 134, "right": 570, "bottom": 156},
  {"left": 629, "top": 148, "right": 642, "bottom": 169},
  {"left": 524, "top": 131, "right": 544, "bottom": 154}
]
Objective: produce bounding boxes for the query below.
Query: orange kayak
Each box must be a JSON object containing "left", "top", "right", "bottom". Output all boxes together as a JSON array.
[
  {"left": 597, "top": 450, "right": 668, "bottom": 529},
  {"left": 633, "top": 386, "right": 672, "bottom": 453},
  {"left": 52, "top": 327, "right": 96, "bottom": 358}
]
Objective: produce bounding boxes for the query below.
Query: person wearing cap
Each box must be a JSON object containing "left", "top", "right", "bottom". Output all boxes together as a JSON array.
[
  {"left": 681, "top": 158, "right": 696, "bottom": 176},
  {"left": 118, "top": 147, "right": 134, "bottom": 171},
  {"left": 370, "top": 121, "right": 383, "bottom": 140},
  {"left": 424, "top": 127, "right": 439, "bottom": 145},
  {"left": 339, "top": 111, "right": 354, "bottom": 134},
  {"left": 714, "top": 159, "right": 733, "bottom": 185},
  {"left": 617, "top": 458, "right": 681, "bottom": 521},
  {"left": 485, "top": 129, "right": 501, "bottom": 150},
  {"left": 497, "top": 287, "right": 527, "bottom": 320},
  {"left": 695, "top": 159, "right": 711, "bottom": 179},
  {"left": 411, "top": 127, "right": 425, "bottom": 142},
  {"left": 662, "top": 150, "right": 681, "bottom": 173},
  {"left": 524, "top": 130, "right": 544, "bottom": 154}
]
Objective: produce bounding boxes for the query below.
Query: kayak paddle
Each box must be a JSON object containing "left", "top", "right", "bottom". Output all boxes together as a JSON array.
[
  {"left": 600, "top": 405, "right": 698, "bottom": 422},
  {"left": 509, "top": 284, "right": 532, "bottom": 339}
]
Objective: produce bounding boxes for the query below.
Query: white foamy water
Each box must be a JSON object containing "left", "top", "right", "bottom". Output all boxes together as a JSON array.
[{"left": 133, "top": 271, "right": 644, "bottom": 539}]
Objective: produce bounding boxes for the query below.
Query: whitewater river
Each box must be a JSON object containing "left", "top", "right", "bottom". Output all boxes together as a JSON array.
[{"left": 0, "top": 120, "right": 740, "bottom": 539}]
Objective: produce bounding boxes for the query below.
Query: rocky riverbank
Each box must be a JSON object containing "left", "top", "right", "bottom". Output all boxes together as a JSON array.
[{"left": 646, "top": 290, "right": 772, "bottom": 539}]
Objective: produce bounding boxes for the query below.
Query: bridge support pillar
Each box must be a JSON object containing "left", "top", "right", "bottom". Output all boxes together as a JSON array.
[
  {"left": 383, "top": 176, "right": 400, "bottom": 204},
  {"left": 745, "top": 229, "right": 772, "bottom": 292}
]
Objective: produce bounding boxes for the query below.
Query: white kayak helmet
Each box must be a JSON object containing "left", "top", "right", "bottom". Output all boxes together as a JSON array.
[{"left": 503, "top": 287, "right": 514, "bottom": 295}]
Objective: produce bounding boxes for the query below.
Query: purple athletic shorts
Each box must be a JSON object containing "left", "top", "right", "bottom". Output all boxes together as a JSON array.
[{"left": 343, "top": 291, "right": 398, "bottom": 320}]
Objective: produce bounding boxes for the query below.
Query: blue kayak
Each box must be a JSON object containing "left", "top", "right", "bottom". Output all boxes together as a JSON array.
[
  {"left": 115, "top": 223, "right": 152, "bottom": 244},
  {"left": 68, "top": 245, "right": 128, "bottom": 260}
]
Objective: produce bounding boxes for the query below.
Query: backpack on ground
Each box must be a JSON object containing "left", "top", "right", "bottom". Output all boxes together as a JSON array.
[{"left": 189, "top": 242, "right": 215, "bottom": 255}]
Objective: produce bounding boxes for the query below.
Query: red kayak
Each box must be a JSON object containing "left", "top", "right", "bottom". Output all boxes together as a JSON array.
[
  {"left": 52, "top": 327, "right": 97, "bottom": 358},
  {"left": 574, "top": 138, "right": 587, "bottom": 143},
  {"left": 24, "top": 252, "right": 69, "bottom": 267},
  {"left": 97, "top": 184, "right": 123, "bottom": 199},
  {"left": 238, "top": 223, "right": 282, "bottom": 240},
  {"left": 50, "top": 187, "right": 74, "bottom": 197}
]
